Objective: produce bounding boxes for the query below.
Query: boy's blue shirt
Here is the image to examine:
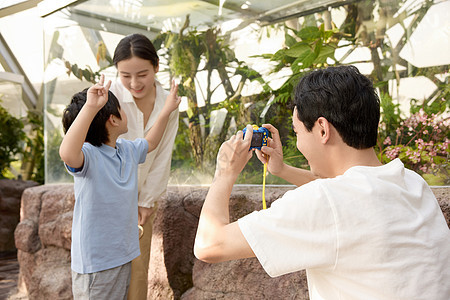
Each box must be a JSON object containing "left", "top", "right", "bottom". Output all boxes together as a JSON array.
[{"left": 66, "top": 138, "right": 148, "bottom": 274}]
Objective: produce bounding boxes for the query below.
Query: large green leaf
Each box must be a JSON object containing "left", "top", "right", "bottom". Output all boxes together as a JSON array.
[
  {"left": 313, "top": 44, "right": 336, "bottom": 64},
  {"left": 71, "top": 64, "right": 80, "bottom": 80},
  {"left": 284, "top": 43, "right": 310, "bottom": 58},
  {"left": 271, "top": 48, "right": 287, "bottom": 61},
  {"left": 285, "top": 33, "right": 297, "bottom": 48},
  {"left": 297, "top": 26, "right": 321, "bottom": 41},
  {"left": 292, "top": 49, "right": 317, "bottom": 70}
]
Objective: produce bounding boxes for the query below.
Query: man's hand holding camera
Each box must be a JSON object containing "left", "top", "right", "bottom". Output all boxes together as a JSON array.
[
  {"left": 215, "top": 124, "right": 254, "bottom": 181},
  {"left": 254, "top": 124, "right": 285, "bottom": 176}
]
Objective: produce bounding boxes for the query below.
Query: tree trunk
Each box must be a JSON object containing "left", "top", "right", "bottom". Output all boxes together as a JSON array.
[{"left": 184, "top": 77, "right": 204, "bottom": 167}]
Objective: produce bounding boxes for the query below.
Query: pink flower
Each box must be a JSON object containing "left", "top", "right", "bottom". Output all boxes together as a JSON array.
[{"left": 386, "top": 146, "right": 401, "bottom": 160}]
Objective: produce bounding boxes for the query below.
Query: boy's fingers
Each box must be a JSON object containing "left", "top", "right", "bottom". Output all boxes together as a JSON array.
[
  {"left": 90, "top": 84, "right": 102, "bottom": 94},
  {"left": 104, "top": 80, "right": 112, "bottom": 91},
  {"left": 99, "top": 74, "right": 105, "bottom": 86}
]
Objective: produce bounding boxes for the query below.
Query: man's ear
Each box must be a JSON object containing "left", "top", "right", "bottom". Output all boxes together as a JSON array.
[{"left": 316, "top": 117, "right": 330, "bottom": 144}]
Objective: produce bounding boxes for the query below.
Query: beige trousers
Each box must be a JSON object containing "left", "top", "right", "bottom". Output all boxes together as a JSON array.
[{"left": 127, "top": 210, "right": 156, "bottom": 300}]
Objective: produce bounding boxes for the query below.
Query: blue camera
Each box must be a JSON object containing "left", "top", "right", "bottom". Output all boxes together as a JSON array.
[{"left": 242, "top": 125, "right": 269, "bottom": 150}]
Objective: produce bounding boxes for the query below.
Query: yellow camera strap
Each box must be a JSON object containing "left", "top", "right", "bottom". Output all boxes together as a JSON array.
[{"left": 262, "top": 163, "right": 267, "bottom": 209}]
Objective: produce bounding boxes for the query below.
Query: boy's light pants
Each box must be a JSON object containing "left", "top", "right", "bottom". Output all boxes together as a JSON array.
[
  {"left": 127, "top": 209, "right": 156, "bottom": 300},
  {"left": 72, "top": 262, "right": 131, "bottom": 300}
]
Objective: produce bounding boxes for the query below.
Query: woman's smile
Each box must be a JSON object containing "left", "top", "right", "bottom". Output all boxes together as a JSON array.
[{"left": 131, "top": 87, "right": 144, "bottom": 93}]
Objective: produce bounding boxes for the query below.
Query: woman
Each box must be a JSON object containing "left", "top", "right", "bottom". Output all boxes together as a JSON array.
[{"left": 111, "top": 33, "right": 179, "bottom": 300}]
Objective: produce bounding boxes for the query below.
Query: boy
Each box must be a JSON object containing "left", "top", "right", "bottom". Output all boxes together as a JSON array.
[
  {"left": 194, "top": 66, "right": 450, "bottom": 299},
  {"left": 59, "top": 74, "right": 180, "bottom": 299}
]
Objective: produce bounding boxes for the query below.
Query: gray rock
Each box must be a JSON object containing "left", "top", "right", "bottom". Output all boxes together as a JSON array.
[
  {"left": 14, "top": 185, "right": 450, "bottom": 300},
  {"left": 0, "top": 179, "right": 39, "bottom": 253}
]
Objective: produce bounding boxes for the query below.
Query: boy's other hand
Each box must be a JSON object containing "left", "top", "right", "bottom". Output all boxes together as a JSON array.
[
  {"left": 163, "top": 79, "right": 181, "bottom": 113},
  {"left": 255, "top": 124, "right": 285, "bottom": 176},
  {"left": 86, "top": 74, "right": 112, "bottom": 111},
  {"left": 138, "top": 206, "right": 157, "bottom": 226}
]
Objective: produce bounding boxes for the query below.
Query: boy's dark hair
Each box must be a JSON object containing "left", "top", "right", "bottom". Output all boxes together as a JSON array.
[
  {"left": 62, "top": 89, "right": 122, "bottom": 147},
  {"left": 113, "top": 33, "right": 159, "bottom": 68},
  {"left": 293, "top": 65, "right": 380, "bottom": 149}
]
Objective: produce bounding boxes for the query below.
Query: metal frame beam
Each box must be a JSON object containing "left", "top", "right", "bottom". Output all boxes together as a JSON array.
[
  {"left": 258, "top": 0, "right": 362, "bottom": 25},
  {"left": 0, "top": 71, "right": 24, "bottom": 84},
  {"left": 67, "top": 7, "right": 160, "bottom": 39},
  {"left": 0, "top": 33, "right": 38, "bottom": 109},
  {"left": 37, "top": 0, "right": 85, "bottom": 17},
  {"left": 0, "top": 0, "right": 42, "bottom": 18}
]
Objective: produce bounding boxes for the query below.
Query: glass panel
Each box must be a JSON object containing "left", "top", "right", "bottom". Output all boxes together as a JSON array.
[
  {"left": 43, "top": 14, "right": 95, "bottom": 183},
  {"left": 43, "top": 0, "right": 450, "bottom": 185},
  {"left": 0, "top": 81, "right": 25, "bottom": 118}
]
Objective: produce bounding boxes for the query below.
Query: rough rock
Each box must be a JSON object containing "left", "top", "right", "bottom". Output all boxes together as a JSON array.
[
  {"left": 164, "top": 186, "right": 309, "bottom": 300},
  {"left": 147, "top": 187, "right": 203, "bottom": 299},
  {"left": 14, "top": 184, "right": 73, "bottom": 300},
  {"left": 14, "top": 184, "right": 449, "bottom": 300},
  {"left": 0, "top": 179, "right": 39, "bottom": 253},
  {"left": 433, "top": 187, "right": 449, "bottom": 228}
]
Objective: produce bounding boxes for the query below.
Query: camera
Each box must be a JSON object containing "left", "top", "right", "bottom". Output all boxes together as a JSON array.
[{"left": 242, "top": 125, "right": 269, "bottom": 150}]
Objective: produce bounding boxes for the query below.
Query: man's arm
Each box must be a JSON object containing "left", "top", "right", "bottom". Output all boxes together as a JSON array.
[
  {"left": 255, "top": 124, "right": 318, "bottom": 186},
  {"left": 145, "top": 81, "right": 180, "bottom": 153},
  {"left": 194, "top": 125, "right": 256, "bottom": 263},
  {"left": 59, "top": 75, "right": 111, "bottom": 168}
]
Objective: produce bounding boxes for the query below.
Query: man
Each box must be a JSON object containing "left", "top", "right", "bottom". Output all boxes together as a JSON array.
[{"left": 194, "top": 65, "right": 450, "bottom": 299}]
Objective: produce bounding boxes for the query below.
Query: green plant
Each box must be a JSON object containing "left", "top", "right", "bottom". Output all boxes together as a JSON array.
[
  {"left": 46, "top": 128, "right": 72, "bottom": 183},
  {"left": 378, "top": 104, "right": 449, "bottom": 185},
  {"left": 64, "top": 40, "right": 111, "bottom": 84},
  {"left": 59, "top": 1, "right": 448, "bottom": 185},
  {"left": 154, "top": 16, "right": 269, "bottom": 174},
  {"left": 0, "top": 100, "right": 26, "bottom": 178},
  {"left": 257, "top": 24, "right": 342, "bottom": 105},
  {"left": 256, "top": 1, "right": 449, "bottom": 185},
  {"left": 21, "top": 110, "right": 45, "bottom": 184}
]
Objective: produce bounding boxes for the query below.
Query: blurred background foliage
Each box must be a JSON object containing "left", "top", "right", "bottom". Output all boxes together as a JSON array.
[
  {"left": 0, "top": 97, "right": 44, "bottom": 183},
  {"left": 1, "top": 0, "right": 448, "bottom": 186}
]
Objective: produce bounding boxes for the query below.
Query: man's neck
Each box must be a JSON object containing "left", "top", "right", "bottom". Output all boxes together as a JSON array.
[{"left": 326, "top": 147, "right": 382, "bottom": 178}]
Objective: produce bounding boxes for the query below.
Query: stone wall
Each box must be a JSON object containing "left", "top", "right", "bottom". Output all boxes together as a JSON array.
[
  {"left": 14, "top": 184, "right": 73, "bottom": 299},
  {"left": 0, "top": 179, "right": 39, "bottom": 254},
  {"left": 13, "top": 184, "right": 449, "bottom": 299}
]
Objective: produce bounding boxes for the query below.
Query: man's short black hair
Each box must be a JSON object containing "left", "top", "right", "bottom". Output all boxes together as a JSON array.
[
  {"left": 62, "top": 88, "right": 122, "bottom": 147},
  {"left": 293, "top": 65, "right": 380, "bottom": 149}
]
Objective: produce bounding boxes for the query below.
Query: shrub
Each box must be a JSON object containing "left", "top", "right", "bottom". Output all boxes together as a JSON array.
[
  {"left": 378, "top": 104, "right": 449, "bottom": 185},
  {"left": 0, "top": 102, "right": 26, "bottom": 178}
]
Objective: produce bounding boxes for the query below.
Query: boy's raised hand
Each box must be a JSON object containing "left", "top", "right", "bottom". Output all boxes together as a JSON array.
[
  {"left": 163, "top": 80, "right": 181, "bottom": 113},
  {"left": 86, "top": 74, "right": 112, "bottom": 111}
]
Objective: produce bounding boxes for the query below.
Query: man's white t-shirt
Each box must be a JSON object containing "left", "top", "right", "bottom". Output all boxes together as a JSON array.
[{"left": 238, "top": 159, "right": 450, "bottom": 299}]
